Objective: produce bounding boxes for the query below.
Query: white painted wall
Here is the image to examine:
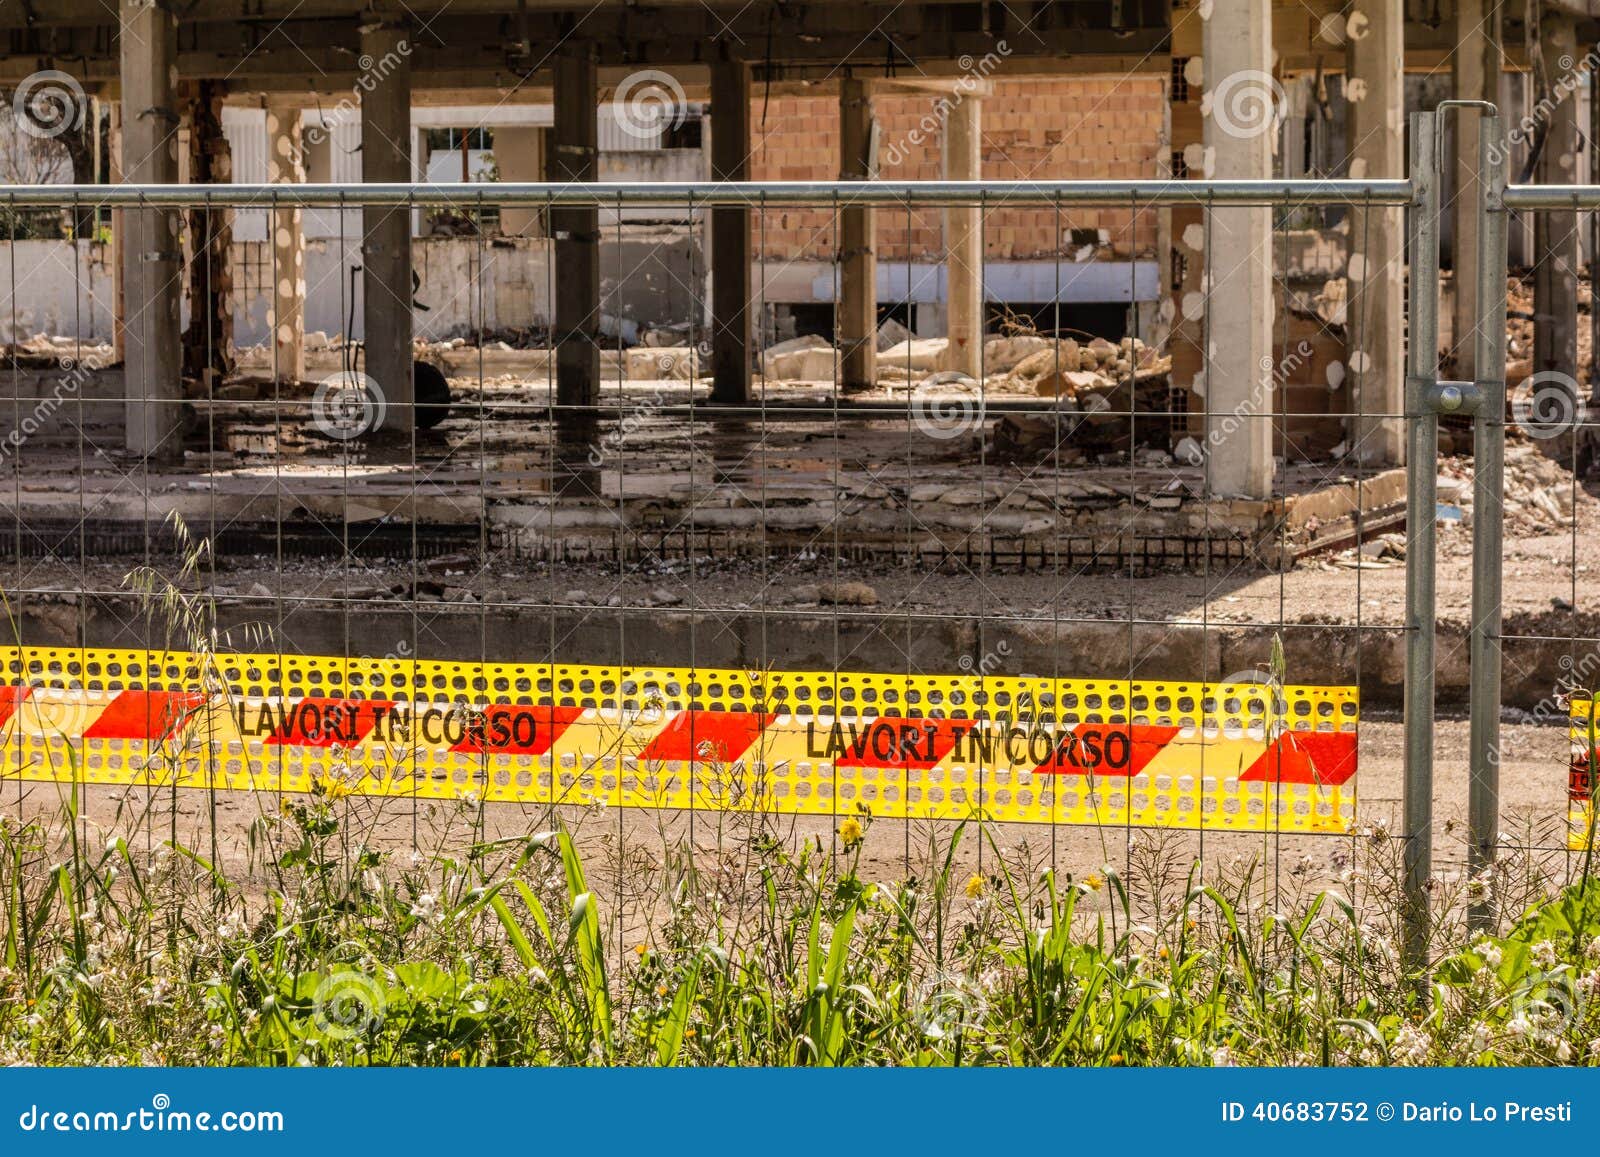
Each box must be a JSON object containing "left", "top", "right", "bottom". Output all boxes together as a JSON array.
[{"left": 0, "top": 240, "right": 116, "bottom": 343}]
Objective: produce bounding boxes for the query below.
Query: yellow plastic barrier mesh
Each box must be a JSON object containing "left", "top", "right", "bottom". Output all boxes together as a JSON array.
[
  {"left": 0, "top": 645, "right": 1360, "bottom": 833},
  {"left": 1568, "top": 699, "right": 1598, "bottom": 851}
]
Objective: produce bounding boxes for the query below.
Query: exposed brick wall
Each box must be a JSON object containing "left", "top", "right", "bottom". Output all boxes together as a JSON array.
[{"left": 750, "top": 76, "right": 1165, "bottom": 263}]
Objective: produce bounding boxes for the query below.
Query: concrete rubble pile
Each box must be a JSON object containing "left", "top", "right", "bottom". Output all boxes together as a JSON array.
[
  {"left": 758, "top": 328, "right": 1168, "bottom": 393},
  {"left": 5, "top": 333, "right": 116, "bottom": 368},
  {"left": 1436, "top": 443, "right": 1581, "bottom": 536}
]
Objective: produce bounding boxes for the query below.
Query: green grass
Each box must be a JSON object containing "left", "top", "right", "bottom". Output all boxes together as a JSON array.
[{"left": 0, "top": 786, "right": 1597, "bottom": 1067}]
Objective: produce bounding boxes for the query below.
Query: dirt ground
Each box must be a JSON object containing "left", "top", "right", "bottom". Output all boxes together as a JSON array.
[{"left": 4, "top": 711, "right": 1581, "bottom": 915}]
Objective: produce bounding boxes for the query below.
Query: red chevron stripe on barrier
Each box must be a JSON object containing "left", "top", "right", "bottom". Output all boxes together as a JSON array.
[
  {"left": 83, "top": 690, "right": 209, "bottom": 741},
  {"left": 1238, "top": 732, "right": 1358, "bottom": 786},
  {"left": 0, "top": 686, "right": 31, "bottom": 728},
  {"left": 637, "top": 710, "right": 774, "bottom": 763},
  {"left": 450, "top": 704, "right": 587, "bottom": 756}
]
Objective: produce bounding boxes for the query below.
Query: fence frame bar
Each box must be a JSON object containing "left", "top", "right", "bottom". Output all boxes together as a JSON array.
[
  {"left": 1402, "top": 109, "right": 1442, "bottom": 969},
  {"left": 0, "top": 179, "right": 1414, "bottom": 209},
  {"left": 1467, "top": 107, "right": 1509, "bottom": 929}
]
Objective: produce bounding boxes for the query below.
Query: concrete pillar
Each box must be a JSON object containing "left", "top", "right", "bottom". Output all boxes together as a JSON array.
[
  {"left": 1345, "top": 0, "right": 1405, "bottom": 466},
  {"left": 1202, "top": 0, "right": 1273, "bottom": 497},
  {"left": 710, "top": 56, "right": 751, "bottom": 403},
  {"left": 108, "top": 100, "right": 125, "bottom": 364},
  {"left": 266, "top": 98, "right": 306, "bottom": 384},
  {"left": 359, "top": 20, "right": 414, "bottom": 430},
  {"left": 549, "top": 48, "right": 600, "bottom": 409},
  {"left": 119, "top": 0, "right": 183, "bottom": 460},
  {"left": 182, "top": 80, "right": 235, "bottom": 387},
  {"left": 943, "top": 93, "right": 983, "bottom": 379},
  {"left": 1168, "top": 12, "right": 1204, "bottom": 442},
  {"left": 1534, "top": 12, "right": 1580, "bottom": 382},
  {"left": 1450, "top": 0, "right": 1498, "bottom": 381},
  {"left": 839, "top": 77, "right": 876, "bottom": 390},
  {"left": 494, "top": 126, "right": 544, "bottom": 237}
]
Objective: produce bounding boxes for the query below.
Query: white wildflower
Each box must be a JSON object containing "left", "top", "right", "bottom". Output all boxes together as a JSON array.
[
  {"left": 410, "top": 892, "right": 439, "bottom": 921},
  {"left": 1532, "top": 940, "right": 1559, "bottom": 969},
  {"left": 1392, "top": 1024, "right": 1432, "bottom": 1065}
]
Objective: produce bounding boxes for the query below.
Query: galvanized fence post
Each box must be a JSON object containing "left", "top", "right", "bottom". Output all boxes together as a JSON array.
[
  {"left": 1402, "top": 109, "right": 1441, "bottom": 970},
  {"left": 1467, "top": 108, "right": 1509, "bottom": 929}
]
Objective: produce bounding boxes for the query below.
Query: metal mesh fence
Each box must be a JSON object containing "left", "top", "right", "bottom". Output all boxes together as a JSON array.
[{"left": 0, "top": 108, "right": 1593, "bottom": 969}]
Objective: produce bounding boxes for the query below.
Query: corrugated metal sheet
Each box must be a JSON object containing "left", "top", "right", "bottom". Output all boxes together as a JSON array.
[
  {"left": 598, "top": 105, "right": 663, "bottom": 152},
  {"left": 221, "top": 107, "right": 268, "bottom": 242}
]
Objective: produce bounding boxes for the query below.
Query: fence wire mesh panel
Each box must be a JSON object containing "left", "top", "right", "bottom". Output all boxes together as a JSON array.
[
  {"left": 4, "top": 97, "right": 1600, "bottom": 1065},
  {"left": 0, "top": 181, "right": 1403, "bottom": 916},
  {"left": 1498, "top": 180, "right": 1600, "bottom": 897}
]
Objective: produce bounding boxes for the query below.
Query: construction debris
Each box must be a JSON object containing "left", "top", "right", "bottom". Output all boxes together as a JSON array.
[{"left": 1435, "top": 444, "right": 1584, "bottom": 536}]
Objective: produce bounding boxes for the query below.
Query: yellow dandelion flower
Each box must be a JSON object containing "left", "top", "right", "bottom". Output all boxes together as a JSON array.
[
  {"left": 1158, "top": 946, "right": 1170, "bottom": 960},
  {"left": 1108, "top": 1053, "right": 1126, "bottom": 1066},
  {"left": 964, "top": 874, "right": 985, "bottom": 899},
  {"left": 634, "top": 943, "right": 648, "bottom": 958},
  {"left": 1084, "top": 873, "right": 1105, "bottom": 892},
  {"left": 839, "top": 817, "right": 863, "bottom": 849}
]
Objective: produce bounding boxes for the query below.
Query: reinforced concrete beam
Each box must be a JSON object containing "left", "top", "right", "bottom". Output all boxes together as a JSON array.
[
  {"left": 359, "top": 21, "right": 415, "bottom": 431},
  {"left": 709, "top": 54, "right": 751, "bottom": 404},
  {"left": 839, "top": 76, "right": 877, "bottom": 391},
  {"left": 119, "top": 0, "right": 184, "bottom": 461},
  {"left": 1201, "top": 0, "right": 1273, "bottom": 498},
  {"left": 1345, "top": 0, "right": 1405, "bottom": 467},
  {"left": 550, "top": 46, "right": 600, "bottom": 409}
]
